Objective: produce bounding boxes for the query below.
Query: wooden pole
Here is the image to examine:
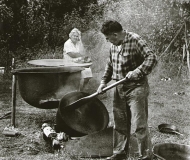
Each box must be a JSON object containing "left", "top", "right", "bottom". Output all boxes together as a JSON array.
[
  {"left": 184, "top": 21, "right": 190, "bottom": 76},
  {"left": 177, "top": 44, "right": 186, "bottom": 77},
  {"left": 159, "top": 24, "right": 184, "bottom": 60},
  {"left": 11, "top": 58, "right": 17, "bottom": 127}
]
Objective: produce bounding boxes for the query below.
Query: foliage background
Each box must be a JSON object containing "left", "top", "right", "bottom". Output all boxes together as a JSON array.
[{"left": 0, "top": 0, "right": 189, "bottom": 78}]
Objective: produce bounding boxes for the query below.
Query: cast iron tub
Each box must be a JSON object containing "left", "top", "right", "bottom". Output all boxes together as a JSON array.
[
  {"left": 56, "top": 91, "right": 109, "bottom": 137},
  {"left": 12, "top": 66, "right": 84, "bottom": 109}
]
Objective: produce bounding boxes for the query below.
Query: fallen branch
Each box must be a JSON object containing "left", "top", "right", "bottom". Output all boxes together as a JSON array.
[
  {"left": 159, "top": 23, "right": 184, "bottom": 60},
  {"left": 184, "top": 21, "right": 190, "bottom": 74},
  {"left": 187, "top": 48, "right": 190, "bottom": 73},
  {"left": 0, "top": 111, "right": 11, "bottom": 120}
]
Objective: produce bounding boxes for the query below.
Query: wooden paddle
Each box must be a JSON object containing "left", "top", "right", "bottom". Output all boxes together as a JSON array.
[{"left": 64, "top": 77, "right": 127, "bottom": 111}]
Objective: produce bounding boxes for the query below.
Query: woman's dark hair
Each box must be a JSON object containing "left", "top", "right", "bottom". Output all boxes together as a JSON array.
[{"left": 101, "top": 20, "right": 123, "bottom": 35}]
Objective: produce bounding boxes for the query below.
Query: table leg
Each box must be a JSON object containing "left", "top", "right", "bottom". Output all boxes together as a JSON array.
[{"left": 11, "top": 74, "right": 17, "bottom": 127}]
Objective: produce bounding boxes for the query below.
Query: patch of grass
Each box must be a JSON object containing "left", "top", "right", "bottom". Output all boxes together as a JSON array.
[
  {"left": 148, "top": 73, "right": 190, "bottom": 147},
  {"left": 0, "top": 62, "right": 190, "bottom": 160}
]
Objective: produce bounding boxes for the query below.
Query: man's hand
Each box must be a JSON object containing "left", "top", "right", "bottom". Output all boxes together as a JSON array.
[
  {"left": 126, "top": 68, "right": 142, "bottom": 80},
  {"left": 97, "top": 83, "right": 107, "bottom": 94}
]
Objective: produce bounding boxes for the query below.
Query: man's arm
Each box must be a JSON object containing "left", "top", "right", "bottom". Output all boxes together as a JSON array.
[
  {"left": 136, "top": 37, "right": 157, "bottom": 75},
  {"left": 67, "top": 52, "right": 82, "bottom": 58},
  {"left": 97, "top": 52, "right": 113, "bottom": 93},
  {"left": 100, "top": 51, "right": 113, "bottom": 85}
]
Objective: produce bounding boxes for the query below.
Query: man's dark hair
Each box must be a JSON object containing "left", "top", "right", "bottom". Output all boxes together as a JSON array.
[{"left": 101, "top": 20, "right": 123, "bottom": 35}]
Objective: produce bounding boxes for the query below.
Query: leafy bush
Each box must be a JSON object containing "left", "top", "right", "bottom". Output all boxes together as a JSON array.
[
  {"left": 101, "top": 0, "right": 190, "bottom": 78},
  {"left": 0, "top": 0, "right": 104, "bottom": 73},
  {"left": 0, "top": 0, "right": 190, "bottom": 79}
]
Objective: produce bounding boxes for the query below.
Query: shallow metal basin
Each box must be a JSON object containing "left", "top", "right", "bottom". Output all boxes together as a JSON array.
[
  {"left": 27, "top": 59, "right": 92, "bottom": 67},
  {"left": 153, "top": 143, "right": 190, "bottom": 160}
]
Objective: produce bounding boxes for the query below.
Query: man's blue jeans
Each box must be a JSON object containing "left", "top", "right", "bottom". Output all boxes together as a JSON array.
[{"left": 112, "top": 78, "right": 152, "bottom": 158}]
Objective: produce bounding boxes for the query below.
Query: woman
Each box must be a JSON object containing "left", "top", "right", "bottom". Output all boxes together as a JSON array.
[
  {"left": 63, "top": 28, "right": 92, "bottom": 91},
  {"left": 63, "top": 28, "right": 85, "bottom": 60}
]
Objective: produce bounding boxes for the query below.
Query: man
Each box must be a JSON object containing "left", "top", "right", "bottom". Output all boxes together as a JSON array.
[{"left": 97, "top": 20, "right": 157, "bottom": 160}]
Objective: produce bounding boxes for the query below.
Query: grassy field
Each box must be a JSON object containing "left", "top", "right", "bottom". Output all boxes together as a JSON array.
[{"left": 0, "top": 63, "right": 190, "bottom": 160}]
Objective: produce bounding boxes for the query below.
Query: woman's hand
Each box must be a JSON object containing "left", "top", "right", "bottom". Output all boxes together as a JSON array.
[
  {"left": 83, "top": 56, "right": 91, "bottom": 63},
  {"left": 72, "top": 57, "right": 82, "bottom": 63},
  {"left": 73, "top": 56, "right": 92, "bottom": 63}
]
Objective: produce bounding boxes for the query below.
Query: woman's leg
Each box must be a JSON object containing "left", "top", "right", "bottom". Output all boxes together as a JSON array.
[{"left": 79, "top": 78, "right": 90, "bottom": 91}]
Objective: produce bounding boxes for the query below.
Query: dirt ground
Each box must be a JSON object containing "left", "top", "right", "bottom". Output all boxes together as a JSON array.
[
  {"left": 0, "top": 79, "right": 115, "bottom": 160},
  {"left": 0, "top": 76, "right": 190, "bottom": 160}
]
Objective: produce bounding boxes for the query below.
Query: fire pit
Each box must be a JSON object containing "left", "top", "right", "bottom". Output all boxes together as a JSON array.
[{"left": 11, "top": 59, "right": 110, "bottom": 137}]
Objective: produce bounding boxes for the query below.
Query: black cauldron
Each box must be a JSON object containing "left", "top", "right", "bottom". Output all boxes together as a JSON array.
[
  {"left": 56, "top": 91, "right": 109, "bottom": 137},
  {"left": 13, "top": 66, "right": 83, "bottom": 109}
]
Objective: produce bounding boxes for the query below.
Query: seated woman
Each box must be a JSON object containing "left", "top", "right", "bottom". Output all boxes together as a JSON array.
[{"left": 63, "top": 28, "right": 92, "bottom": 91}]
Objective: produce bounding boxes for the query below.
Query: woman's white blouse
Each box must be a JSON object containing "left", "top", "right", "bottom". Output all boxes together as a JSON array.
[
  {"left": 63, "top": 39, "right": 92, "bottom": 78},
  {"left": 63, "top": 39, "right": 84, "bottom": 60}
]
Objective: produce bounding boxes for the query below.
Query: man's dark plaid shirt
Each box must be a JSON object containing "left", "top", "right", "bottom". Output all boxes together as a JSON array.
[{"left": 101, "top": 31, "right": 157, "bottom": 84}]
